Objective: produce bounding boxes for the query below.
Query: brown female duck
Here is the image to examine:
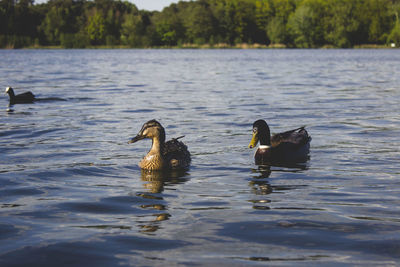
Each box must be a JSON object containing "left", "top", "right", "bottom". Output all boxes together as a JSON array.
[
  {"left": 129, "top": 120, "right": 191, "bottom": 170},
  {"left": 248, "top": 119, "right": 311, "bottom": 165}
]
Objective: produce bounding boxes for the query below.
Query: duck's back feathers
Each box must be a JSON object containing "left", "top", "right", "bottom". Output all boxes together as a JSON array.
[
  {"left": 269, "top": 127, "right": 311, "bottom": 163},
  {"left": 164, "top": 136, "right": 191, "bottom": 169},
  {"left": 12, "top": 92, "right": 35, "bottom": 104},
  {"left": 17, "top": 91, "right": 35, "bottom": 99},
  {"left": 271, "top": 127, "right": 311, "bottom": 148}
]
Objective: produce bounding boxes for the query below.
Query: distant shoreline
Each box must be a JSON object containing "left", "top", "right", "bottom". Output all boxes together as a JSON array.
[
  {"left": 3, "top": 0, "right": 399, "bottom": 50},
  {"left": 1, "top": 43, "right": 397, "bottom": 50}
]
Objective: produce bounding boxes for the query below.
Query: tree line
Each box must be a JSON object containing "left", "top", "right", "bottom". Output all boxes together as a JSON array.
[{"left": 1, "top": 0, "right": 400, "bottom": 48}]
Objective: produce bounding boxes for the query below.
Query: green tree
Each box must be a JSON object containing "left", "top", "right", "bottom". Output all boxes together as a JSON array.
[
  {"left": 40, "top": 0, "right": 85, "bottom": 45},
  {"left": 41, "top": 6, "right": 65, "bottom": 44},
  {"left": 271, "top": 0, "right": 296, "bottom": 19},
  {"left": 152, "top": 3, "right": 185, "bottom": 45},
  {"left": 233, "top": 0, "right": 264, "bottom": 44},
  {"left": 1, "top": 0, "right": 399, "bottom": 48},
  {"left": 156, "top": 22, "right": 178, "bottom": 46},
  {"left": 183, "top": 1, "right": 215, "bottom": 44},
  {"left": 267, "top": 16, "right": 286, "bottom": 44},
  {"left": 363, "top": 0, "right": 391, "bottom": 43},
  {"left": 209, "top": 0, "right": 237, "bottom": 44},
  {"left": 254, "top": 0, "right": 272, "bottom": 44},
  {"left": 287, "top": 0, "right": 327, "bottom": 47},
  {"left": 88, "top": 0, "right": 137, "bottom": 46},
  {"left": 0, "top": 0, "right": 45, "bottom": 47},
  {"left": 121, "top": 12, "right": 146, "bottom": 47},
  {"left": 87, "top": 10, "right": 105, "bottom": 44},
  {"left": 324, "top": 0, "right": 361, "bottom": 47},
  {"left": 387, "top": 3, "right": 400, "bottom": 46}
]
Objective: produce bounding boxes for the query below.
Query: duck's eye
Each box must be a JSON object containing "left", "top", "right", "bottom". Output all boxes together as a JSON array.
[{"left": 253, "top": 127, "right": 258, "bottom": 134}]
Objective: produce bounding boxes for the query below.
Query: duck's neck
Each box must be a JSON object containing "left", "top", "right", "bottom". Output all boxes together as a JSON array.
[
  {"left": 149, "top": 136, "right": 164, "bottom": 156},
  {"left": 259, "top": 131, "right": 271, "bottom": 146},
  {"left": 7, "top": 90, "right": 15, "bottom": 99},
  {"left": 140, "top": 136, "right": 166, "bottom": 170}
]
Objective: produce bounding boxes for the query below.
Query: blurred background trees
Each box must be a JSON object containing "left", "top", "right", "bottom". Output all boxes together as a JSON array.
[{"left": 1, "top": 0, "right": 399, "bottom": 48}]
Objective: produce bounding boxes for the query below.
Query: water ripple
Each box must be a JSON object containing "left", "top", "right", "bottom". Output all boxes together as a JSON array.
[{"left": 1, "top": 49, "right": 400, "bottom": 265}]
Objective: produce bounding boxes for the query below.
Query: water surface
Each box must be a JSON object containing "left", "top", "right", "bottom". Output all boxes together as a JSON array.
[{"left": 1, "top": 49, "right": 400, "bottom": 265}]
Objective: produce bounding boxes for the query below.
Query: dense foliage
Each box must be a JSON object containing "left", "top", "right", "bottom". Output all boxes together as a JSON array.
[{"left": 1, "top": 0, "right": 400, "bottom": 48}]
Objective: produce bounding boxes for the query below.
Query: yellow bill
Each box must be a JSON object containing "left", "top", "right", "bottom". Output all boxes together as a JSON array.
[{"left": 248, "top": 132, "right": 259, "bottom": 148}]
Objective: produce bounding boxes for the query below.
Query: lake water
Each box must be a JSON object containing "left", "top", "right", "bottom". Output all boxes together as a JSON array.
[{"left": 1, "top": 49, "right": 399, "bottom": 266}]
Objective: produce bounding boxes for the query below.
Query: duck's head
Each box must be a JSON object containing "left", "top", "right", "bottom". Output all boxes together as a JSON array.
[
  {"left": 248, "top": 119, "right": 271, "bottom": 148},
  {"left": 5, "top": 87, "right": 14, "bottom": 96},
  {"left": 129, "top": 119, "right": 166, "bottom": 144}
]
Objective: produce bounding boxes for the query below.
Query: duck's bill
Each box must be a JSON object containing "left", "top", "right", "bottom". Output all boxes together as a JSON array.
[
  {"left": 248, "top": 133, "right": 259, "bottom": 149},
  {"left": 128, "top": 135, "right": 144, "bottom": 144}
]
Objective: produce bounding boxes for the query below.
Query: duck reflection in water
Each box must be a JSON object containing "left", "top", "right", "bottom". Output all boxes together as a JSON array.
[
  {"left": 249, "top": 167, "right": 273, "bottom": 210},
  {"left": 135, "top": 169, "right": 188, "bottom": 233},
  {"left": 140, "top": 169, "right": 188, "bottom": 193},
  {"left": 248, "top": 163, "right": 309, "bottom": 211}
]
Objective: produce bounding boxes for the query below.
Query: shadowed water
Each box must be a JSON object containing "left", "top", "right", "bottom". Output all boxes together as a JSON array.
[{"left": 1, "top": 49, "right": 399, "bottom": 266}]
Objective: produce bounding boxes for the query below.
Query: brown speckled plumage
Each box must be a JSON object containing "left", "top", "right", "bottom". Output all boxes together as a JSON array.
[{"left": 163, "top": 137, "right": 191, "bottom": 169}]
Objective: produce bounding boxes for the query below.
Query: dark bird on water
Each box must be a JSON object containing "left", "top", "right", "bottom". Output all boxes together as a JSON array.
[
  {"left": 128, "top": 119, "right": 191, "bottom": 171},
  {"left": 5, "top": 87, "right": 35, "bottom": 104},
  {"left": 248, "top": 119, "right": 311, "bottom": 165}
]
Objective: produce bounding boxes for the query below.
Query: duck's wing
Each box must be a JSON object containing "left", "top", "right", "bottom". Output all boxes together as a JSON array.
[
  {"left": 164, "top": 138, "right": 186, "bottom": 154},
  {"left": 14, "top": 92, "right": 35, "bottom": 103},
  {"left": 270, "top": 127, "right": 311, "bottom": 163},
  {"left": 17, "top": 91, "right": 35, "bottom": 98},
  {"left": 164, "top": 137, "right": 191, "bottom": 168},
  {"left": 271, "top": 127, "right": 311, "bottom": 148}
]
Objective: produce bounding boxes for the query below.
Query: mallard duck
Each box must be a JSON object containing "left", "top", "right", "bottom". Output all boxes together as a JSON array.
[
  {"left": 248, "top": 119, "right": 311, "bottom": 165},
  {"left": 128, "top": 119, "right": 191, "bottom": 170},
  {"left": 5, "top": 87, "right": 35, "bottom": 104}
]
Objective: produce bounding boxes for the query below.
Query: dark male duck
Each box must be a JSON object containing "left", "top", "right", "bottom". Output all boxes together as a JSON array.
[
  {"left": 5, "top": 87, "right": 35, "bottom": 104},
  {"left": 129, "top": 119, "right": 191, "bottom": 171},
  {"left": 248, "top": 119, "right": 311, "bottom": 165}
]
